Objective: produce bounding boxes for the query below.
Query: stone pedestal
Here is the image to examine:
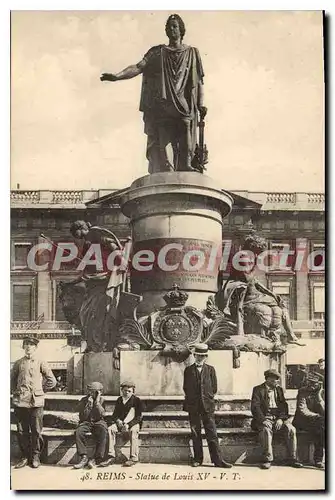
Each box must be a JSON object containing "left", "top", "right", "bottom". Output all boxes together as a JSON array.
[
  {"left": 67, "top": 349, "right": 283, "bottom": 396},
  {"left": 67, "top": 353, "right": 120, "bottom": 395},
  {"left": 120, "top": 172, "right": 233, "bottom": 316},
  {"left": 119, "top": 350, "right": 284, "bottom": 396}
]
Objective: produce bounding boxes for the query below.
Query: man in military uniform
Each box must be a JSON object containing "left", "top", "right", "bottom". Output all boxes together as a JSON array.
[{"left": 11, "top": 336, "right": 56, "bottom": 469}]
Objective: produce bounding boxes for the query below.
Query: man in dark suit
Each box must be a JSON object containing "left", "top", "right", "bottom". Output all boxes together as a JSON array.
[
  {"left": 293, "top": 371, "right": 325, "bottom": 468},
  {"left": 251, "top": 369, "right": 302, "bottom": 469},
  {"left": 183, "top": 344, "right": 232, "bottom": 468}
]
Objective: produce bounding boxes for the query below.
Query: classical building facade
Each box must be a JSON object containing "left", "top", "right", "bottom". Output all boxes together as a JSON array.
[{"left": 11, "top": 188, "right": 325, "bottom": 386}]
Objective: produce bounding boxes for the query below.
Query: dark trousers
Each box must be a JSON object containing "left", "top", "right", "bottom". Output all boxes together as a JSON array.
[
  {"left": 14, "top": 406, "right": 44, "bottom": 459},
  {"left": 297, "top": 417, "right": 325, "bottom": 462},
  {"left": 189, "top": 411, "right": 222, "bottom": 465},
  {"left": 75, "top": 421, "right": 108, "bottom": 461}
]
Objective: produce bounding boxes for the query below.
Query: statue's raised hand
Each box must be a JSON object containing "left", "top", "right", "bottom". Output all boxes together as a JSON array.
[{"left": 100, "top": 73, "right": 118, "bottom": 82}]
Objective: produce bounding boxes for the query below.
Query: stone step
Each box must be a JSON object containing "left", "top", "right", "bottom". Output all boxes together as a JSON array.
[
  {"left": 10, "top": 409, "right": 253, "bottom": 429},
  {"left": 10, "top": 424, "right": 313, "bottom": 466},
  {"left": 13, "top": 394, "right": 297, "bottom": 413}
]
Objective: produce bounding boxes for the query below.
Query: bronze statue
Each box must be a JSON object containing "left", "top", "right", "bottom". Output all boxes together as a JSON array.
[
  {"left": 100, "top": 14, "right": 207, "bottom": 173},
  {"left": 215, "top": 234, "right": 304, "bottom": 347},
  {"left": 59, "top": 221, "right": 128, "bottom": 352}
]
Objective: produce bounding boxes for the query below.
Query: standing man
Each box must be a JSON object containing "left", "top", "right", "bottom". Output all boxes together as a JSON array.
[
  {"left": 293, "top": 372, "right": 325, "bottom": 468},
  {"left": 11, "top": 336, "right": 56, "bottom": 469},
  {"left": 183, "top": 344, "right": 232, "bottom": 468},
  {"left": 251, "top": 369, "right": 302, "bottom": 469},
  {"left": 74, "top": 382, "right": 108, "bottom": 469}
]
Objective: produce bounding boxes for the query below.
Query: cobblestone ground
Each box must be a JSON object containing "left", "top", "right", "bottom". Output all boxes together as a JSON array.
[{"left": 10, "top": 463, "right": 325, "bottom": 491}]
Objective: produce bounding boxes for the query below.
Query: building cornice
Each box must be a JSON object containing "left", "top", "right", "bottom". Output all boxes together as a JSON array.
[{"left": 10, "top": 189, "right": 325, "bottom": 212}]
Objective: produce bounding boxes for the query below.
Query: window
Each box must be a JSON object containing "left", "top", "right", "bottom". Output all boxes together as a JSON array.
[
  {"left": 52, "top": 274, "right": 81, "bottom": 322},
  {"left": 11, "top": 283, "right": 34, "bottom": 321},
  {"left": 268, "top": 241, "right": 295, "bottom": 271},
  {"left": 272, "top": 281, "right": 291, "bottom": 310},
  {"left": 312, "top": 283, "right": 325, "bottom": 320},
  {"left": 12, "top": 242, "right": 32, "bottom": 269},
  {"left": 268, "top": 277, "right": 295, "bottom": 319},
  {"left": 310, "top": 242, "right": 325, "bottom": 271},
  {"left": 286, "top": 364, "right": 319, "bottom": 389}
]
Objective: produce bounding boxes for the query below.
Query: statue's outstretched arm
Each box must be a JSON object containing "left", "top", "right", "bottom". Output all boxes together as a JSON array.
[{"left": 101, "top": 59, "right": 146, "bottom": 82}]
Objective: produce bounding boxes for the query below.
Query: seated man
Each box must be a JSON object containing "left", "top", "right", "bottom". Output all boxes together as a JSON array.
[
  {"left": 100, "top": 381, "right": 143, "bottom": 467},
  {"left": 293, "top": 371, "right": 325, "bottom": 468},
  {"left": 251, "top": 369, "right": 302, "bottom": 469},
  {"left": 74, "top": 382, "right": 108, "bottom": 469}
]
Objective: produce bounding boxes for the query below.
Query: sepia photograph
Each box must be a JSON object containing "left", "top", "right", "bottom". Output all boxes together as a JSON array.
[{"left": 10, "top": 10, "right": 325, "bottom": 491}]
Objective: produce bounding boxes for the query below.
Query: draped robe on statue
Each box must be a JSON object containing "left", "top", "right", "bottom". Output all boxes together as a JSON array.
[
  {"left": 78, "top": 227, "right": 125, "bottom": 352},
  {"left": 139, "top": 44, "right": 204, "bottom": 173}
]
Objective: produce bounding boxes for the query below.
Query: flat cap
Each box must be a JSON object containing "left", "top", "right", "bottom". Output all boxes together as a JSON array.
[
  {"left": 264, "top": 369, "right": 281, "bottom": 379},
  {"left": 87, "top": 381, "right": 103, "bottom": 391},
  {"left": 317, "top": 358, "right": 325, "bottom": 364},
  {"left": 120, "top": 380, "right": 135, "bottom": 388},
  {"left": 22, "top": 336, "right": 39, "bottom": 346}
]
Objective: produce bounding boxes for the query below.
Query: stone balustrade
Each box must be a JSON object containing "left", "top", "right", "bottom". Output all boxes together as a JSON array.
[
  {"left": 267, "top": 192, "right": 297, "bottom": 204},
  {"left": 10, "top": 191, "right": 40, "bottom": 203},
  {"left": 52, "top": 191, "right": 83, "bottom": 204},
  {"left": 11, "top": 189, "right": 325, "bottom": 211}
]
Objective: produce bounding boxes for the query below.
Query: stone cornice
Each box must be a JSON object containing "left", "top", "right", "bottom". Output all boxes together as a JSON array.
[{"left": 10, "top": 189, "right": 325, "bottom": 212}]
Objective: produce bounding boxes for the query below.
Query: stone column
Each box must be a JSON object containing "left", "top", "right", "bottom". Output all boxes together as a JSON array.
[
  {"left": 295, "top": 237, "right": 309, "bottom": 320},
  {"left": 120, "top": 172, "right": 233, "bottom": 316},
  {"left": 37, "top": 236, "right": 52, "bottom": 321}
]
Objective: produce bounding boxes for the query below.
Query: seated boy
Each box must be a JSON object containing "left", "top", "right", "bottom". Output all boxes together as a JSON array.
[
  {"left": 74, "top": 381, "right": 108, "bottom": 469},
  {"left": 100, "top": 380, "right": 143, "bottom": 467}
]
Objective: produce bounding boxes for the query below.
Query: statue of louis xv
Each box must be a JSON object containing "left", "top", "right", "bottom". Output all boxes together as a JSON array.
[{"left": 100, "top": 14, "right": 207, "bottom": 173}]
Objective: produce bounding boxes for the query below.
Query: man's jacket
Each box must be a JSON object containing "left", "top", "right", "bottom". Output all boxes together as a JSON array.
[
  {"left": 110, "top": 395, "right": 143, "bottom": 429},
  {"left": 251, "top": 382, "right": 289, "bottom": 430},
  {"left": 11, "top": 356, "right": 56, "bottom": 408},
  {"left": 293, "top": 387, "right": 325, "bottom": 429},
  {"left": 77, "top": 395, "right": 106, "bottom": 423},
  {"left": 183, "top": 363, "right": 217, "bottom": 414}
]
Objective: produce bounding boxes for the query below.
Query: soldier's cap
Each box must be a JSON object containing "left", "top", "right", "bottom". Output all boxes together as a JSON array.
[
  {"left": 22, "top": 336, "right": 39, "bottom": 346},
  {"left": 318, "top": 358, "right": 325, "bottom": 364},
  {"left": 120, "top": 380, "right": 135, "bottom": 388},
  {"left": 307, "top": 372, "right": 324, "bottom": 383},
  {"left": 264, "top": 369, "right": 281, "bottom": 379},
  {"left": 87, "top": 382, "right": 103, "bottom": 391},
  {"left": 193, "top": 343, "right": 209, "bottom": 356}
]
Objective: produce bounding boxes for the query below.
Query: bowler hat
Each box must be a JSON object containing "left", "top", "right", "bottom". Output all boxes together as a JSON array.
[
  {"left": 120, "top": 380, "right": 135, "bottom": 388},
  {"left": 87, "top": 381, "right": 103, "bottom": 391},
  {"left": 22, "top": 336, "right": 39, "bottom": 346},
  {"left": 193, "top": 343, "right": 209, "bottom": 356},
  {"left": 264, "top": 369, "right": 281, "bottom": 379}
]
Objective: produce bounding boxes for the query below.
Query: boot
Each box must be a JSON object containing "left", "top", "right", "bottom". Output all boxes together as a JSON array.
[
  {"left": 31, "top": 455, "right": 40, "bottom": 468},
  {"left": 73, "top": 454, "right": 89, "bottom": 469},
  {"left": 14, "top": 457, "right": 28, "bottom": 469}
]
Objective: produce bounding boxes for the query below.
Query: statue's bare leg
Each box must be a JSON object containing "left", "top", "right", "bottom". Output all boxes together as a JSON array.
[
  {"left": 178, "top": 118, "right": 193, "bottom": 171},
  {"left": 282, "top": 309, "right": 306, "bottom": 345},
  {"left": 158, "top": 124, "right": 175, "bottom": 172}
]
